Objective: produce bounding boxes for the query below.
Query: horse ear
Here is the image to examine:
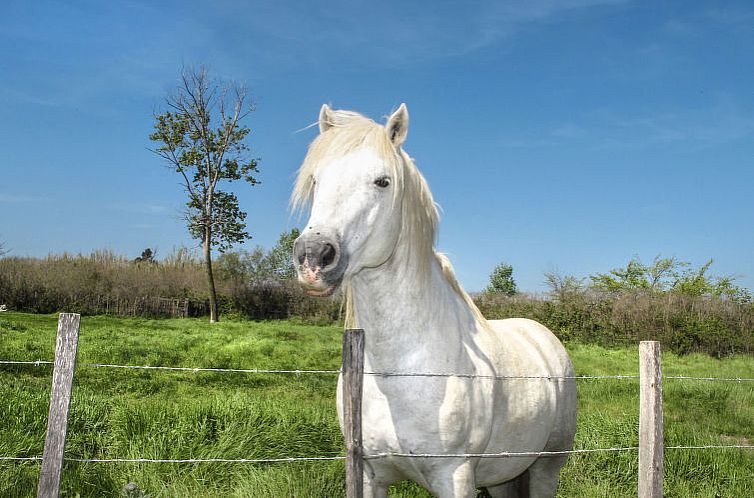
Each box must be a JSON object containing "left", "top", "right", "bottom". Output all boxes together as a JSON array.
[
  {"left": 386, "top": 103, "right": 409, "bottom": 147},
  {"left": 319, "top": 104, "right": 335, "bottom": 133}
]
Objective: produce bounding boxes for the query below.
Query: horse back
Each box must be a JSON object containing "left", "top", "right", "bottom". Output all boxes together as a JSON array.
[{"left": 486, "top": 317, "right": 574, "bottom": 378}]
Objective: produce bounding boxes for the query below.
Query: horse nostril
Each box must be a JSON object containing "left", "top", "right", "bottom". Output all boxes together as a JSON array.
[
  {"left": 321, "top": 243, "right": 336, "bottom": 269},
  {"left": 293, "top": 239, "right": 307, "bottom": 265}
]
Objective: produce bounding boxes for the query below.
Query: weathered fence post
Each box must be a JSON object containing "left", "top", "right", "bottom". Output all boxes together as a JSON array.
[
  {"left": 37, "top": 313, "right": 81, "bottom": 498},
  {"left": 342, "top": 328, "right": 365, "bottom": 498},
  {"left": 639, "top": 341, "right": 663, "bottom": 498}
]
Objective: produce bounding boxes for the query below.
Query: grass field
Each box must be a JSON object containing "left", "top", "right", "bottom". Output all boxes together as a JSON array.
[{"left": 0, "top": 312, "right": 752, "bottom": 497}]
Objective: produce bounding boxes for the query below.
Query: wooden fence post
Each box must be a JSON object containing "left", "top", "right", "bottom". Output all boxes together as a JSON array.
[
  {"left": 639, "top": 341, "right": 663, "bottom": 498},
  {"left": 342, "top": 328, "right": 365, "bottom": 498},
  {"left": 37, "top": 313, "right": 81, "bottom": 498}
]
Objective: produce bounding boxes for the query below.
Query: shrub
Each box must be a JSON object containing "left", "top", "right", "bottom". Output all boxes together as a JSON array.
[
  {"left": 474, "top": 291, "right": 753, "bottom": 357},
  {"left": 2, "top": 251, "right": 752, "bottom": 355},
  {"left": 0, "top": 250, "right": 343, "bottom": 324}
]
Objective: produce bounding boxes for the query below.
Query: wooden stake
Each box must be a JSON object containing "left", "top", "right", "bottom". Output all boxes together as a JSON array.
[
  {"left": 37, "top": 313, "right": 80, "bottom": 498},
  {"left": 342, "top": 328, "right": 365, "bottom": 498},
  {"left": 639, "top": 341, "right": 663, "bottom": 498}
]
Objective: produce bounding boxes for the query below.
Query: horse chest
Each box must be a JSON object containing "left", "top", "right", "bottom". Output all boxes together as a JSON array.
[{"left": 358, "top": 373, "right": 495, "bottom": 455}]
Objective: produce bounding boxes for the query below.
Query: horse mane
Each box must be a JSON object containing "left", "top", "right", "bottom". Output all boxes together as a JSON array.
[
  {"left": 292, "top": 108, "right": 486, "bottom": 327},
  {"left": 291, "top": 111, "right": 403, "bottom": 212}
]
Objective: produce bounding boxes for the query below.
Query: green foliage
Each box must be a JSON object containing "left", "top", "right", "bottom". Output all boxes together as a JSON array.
[
  {"left": 215, "top": 248, "right": 266, "bottom": 284},
  {"left": 217, "top": 229, "right": 300, "bottom": 284},
  {"left": 590, "top": 255, "right": 677, "bottom": 293},
  {"left": 0, "top": 314, "right": 752, "bottom": 497},
  {"left": 485, "top": 262, "right": 517, "bottom": 296},
  {"left": 262, "top": 228, "right": 300, "bottom": 281},
  {"left": 476, "top": 291, "right": 754, "bottom": 357},
  {"left": 590, "top": 256, "right": 751, "bottom": 303}
]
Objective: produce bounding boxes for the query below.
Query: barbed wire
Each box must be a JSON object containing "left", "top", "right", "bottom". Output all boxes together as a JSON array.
[
  {"left": 671, "top": 444, "right": 754, "bottom": 451},
  {"left": 0, "top": 455, "right": 345, "bottom": 463},
  {"left": 366, "top": 445, "right": 754, "bottom": 460},
  {"left": 84, "top": 363, "right": 341, "bottom": 375},
  {"left": 2, "top": 359, "right": 754, "bottom": 382},
  {"left": 3, "top": 444, "right": 752, "bottom": 465},
  {"left": 664, "top": 375, "right": 754, "bottom": 382},
  {"left": 71, "top": 456, "right": 346, "bottom": 464},
  {"left": 364, "top": 372, "right": 639, "bottom": 380},
  {"left": 365, "top": 447, "right": 639, "bottom": 459},
  {"left": 0, "top": 360, "right": 339, "bottom": 375},
  {"left": 0, "top": 360, "right": 52, "bottom": 366}
]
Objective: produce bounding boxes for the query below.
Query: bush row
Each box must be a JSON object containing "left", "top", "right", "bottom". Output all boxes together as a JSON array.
[
  {"left": 475, "top": 291, "right": 754, "bottom": 357},
  {"left": 1, "top": 253, "right": 752, "bottom": 356},
  {"left": 0, "top": 253, "right": 339, "bottom": 323}
]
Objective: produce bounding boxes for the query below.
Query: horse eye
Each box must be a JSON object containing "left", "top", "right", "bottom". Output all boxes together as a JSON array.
[{"left": 374, "top": 176, "right": 391, "bottom": 188}]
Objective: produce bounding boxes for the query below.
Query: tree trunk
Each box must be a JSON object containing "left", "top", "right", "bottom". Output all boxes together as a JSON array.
[{"left": 203, "top": 229, "right": 219, "bottom": 323}]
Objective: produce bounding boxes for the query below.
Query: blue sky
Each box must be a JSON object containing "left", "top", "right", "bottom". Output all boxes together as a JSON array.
[{"left": 1, "top": 0, "right": 753, "bottom": 293}]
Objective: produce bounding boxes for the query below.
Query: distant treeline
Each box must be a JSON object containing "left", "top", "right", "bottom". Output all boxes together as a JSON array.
[{"left": 0, "top": 249, "right": 752, "bottom": 356}]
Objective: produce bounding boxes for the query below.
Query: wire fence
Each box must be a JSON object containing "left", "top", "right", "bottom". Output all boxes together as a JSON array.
[
  {"left": 2, "top": 356, "right": 753, "bottom": 467},
  {"left": 3, "top": 360, "right": 754, "bottom": 382},
  {"left": 3, "top": 445, "right": 754, "bottom": 465}
]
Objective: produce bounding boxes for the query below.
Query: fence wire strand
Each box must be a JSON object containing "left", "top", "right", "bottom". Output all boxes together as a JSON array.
[
  {"left": 3, "top": 444, "right": 753, "bottom": 465},
  {"left": 68, "top": 456, "right": 346, "bottom": 464},
  {"left": 365, "top": 447, "right": 640, "bottom": 460},
  {"left": 0, "top": 360, "right": 340, "bottom": 375},
  {"left": 665, "top": 375, "right": 754, "bottom": 382},
  {"left": 3, "top": 360, "right": 753, "bottom": 382},
  {"left": 364, "top": 372, "right": 640, "bottom": 380},
  {"left": 83, "top": 363, "right": 342, "bottom": 375}
]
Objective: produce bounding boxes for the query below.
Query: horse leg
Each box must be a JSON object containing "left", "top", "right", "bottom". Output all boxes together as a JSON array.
[
  {"left": 523, "top": 456, "right": 567, "bottom": 498},
  {"left": 362, "top": 465, "right": 388, "bottom": 498},
  {"left": 426, "top": 460, "right": 477, "bottom": 498},
  {"left": 363, "top": 481, "right": 388, "bottom": 498},
  {"left": 485, "top": 470, "right": 530, "bottom": 498}
]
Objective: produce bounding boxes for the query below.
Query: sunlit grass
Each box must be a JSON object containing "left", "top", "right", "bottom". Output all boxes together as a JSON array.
[{"left": 0, "top": 313, "right": 752, "bottom": 497}]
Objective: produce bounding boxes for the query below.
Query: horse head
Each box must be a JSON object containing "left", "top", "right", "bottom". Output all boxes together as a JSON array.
[{"left": 292, "top": 104, "right": 433, "bottom": 297}]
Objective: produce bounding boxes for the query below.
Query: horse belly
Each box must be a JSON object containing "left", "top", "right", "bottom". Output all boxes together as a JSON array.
[
  {"left": 349, "top": 374, "right": 494, "bottom": 486},
  {"left": 474, "top": 318, "right": 577, "bottom": 486},
  {"left": 474, "top": 380, "right": 560, "bottom": 485}
]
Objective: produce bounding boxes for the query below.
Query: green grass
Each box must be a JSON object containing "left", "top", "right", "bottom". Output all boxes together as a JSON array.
[{"left": 1, "top": 313, "right": 752, "bottom": 497}]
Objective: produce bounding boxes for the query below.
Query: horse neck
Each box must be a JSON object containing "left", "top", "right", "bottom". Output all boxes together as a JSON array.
[{"left": 348, "top": 234, "right": 479, "bottom": 371}]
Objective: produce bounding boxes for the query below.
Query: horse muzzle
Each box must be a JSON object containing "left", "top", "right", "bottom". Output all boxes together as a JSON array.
[{"left": 293, "top": 230, "right": 346, "bottom": 297}]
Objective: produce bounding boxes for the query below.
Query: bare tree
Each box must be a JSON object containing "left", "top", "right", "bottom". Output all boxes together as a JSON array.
[{"left": 149, "top": 67, "right": 260, "bottom": 322}]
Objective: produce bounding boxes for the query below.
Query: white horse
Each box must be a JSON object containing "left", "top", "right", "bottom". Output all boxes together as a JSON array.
[{"left": 292, "top": 104, "right": 577, "bottom": 498}]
